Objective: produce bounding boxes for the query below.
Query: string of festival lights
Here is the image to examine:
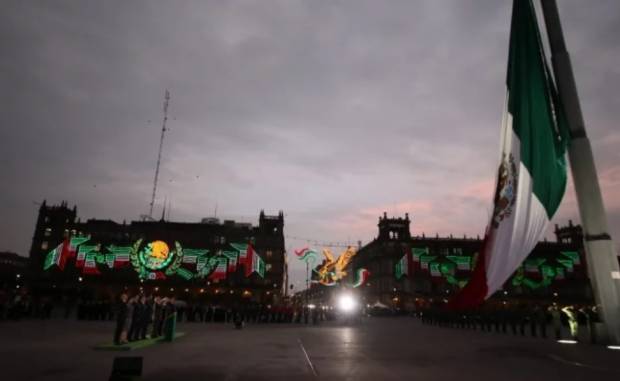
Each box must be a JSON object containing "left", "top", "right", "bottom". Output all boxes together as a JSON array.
[{"left": 284, "top": 235, "right": 360, "bottom": 249}]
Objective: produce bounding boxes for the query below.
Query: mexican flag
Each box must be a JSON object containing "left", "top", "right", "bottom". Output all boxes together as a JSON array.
[
  {"left": 105, "top": 245, "right": 131, "bottom": 268},
  {"left": 222, "top": 251, "right": 239, "bottom": 273},
  {"left": 245, "top": 245, "right": 265, "bottom": 278},
  {"left": 231, "top": 243, "right": 249, "bottom": 267},
  {"left": 43, "top": 238, "right": 70, "bottom": 271},
  {"left": 76, "top": 244, "right": 97, "bottom": 268},
  {"left": 82, "top": 252, "right": 101, "bottom": 275},
  {"left": 208, "top": 257, "right": 228, "bottom": 281},
  {"left": 450, "top": 0, "right": 569, "bottom": 309},
  {"left": 395, "top": 252, "right": 409, "bottom": 280},
  {"left": 68, "top": 235, "right": 90, "bottom": 260}
]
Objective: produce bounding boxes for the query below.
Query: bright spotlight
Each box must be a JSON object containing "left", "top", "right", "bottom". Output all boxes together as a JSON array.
[
  {"left": 607, "top": 345, "right": 620, "bottom": 350},
  {"left": 557, "top": 340, "right": 578, "bottom": 344},
  {"left": 338, "top": 293, "right": 356, "bottom": 313},
  {"left": 308, "top": 304, "right": 316, "bottom": 309}
]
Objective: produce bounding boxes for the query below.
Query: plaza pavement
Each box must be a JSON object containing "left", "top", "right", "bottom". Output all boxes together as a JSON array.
[{"left": 1, "top": 317, "right": 619, "bottom": 381}]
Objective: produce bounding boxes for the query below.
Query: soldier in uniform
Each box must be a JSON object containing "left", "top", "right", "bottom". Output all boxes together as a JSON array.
[{"left": 113, "top": 293, "right": 129, "bottom": 345}]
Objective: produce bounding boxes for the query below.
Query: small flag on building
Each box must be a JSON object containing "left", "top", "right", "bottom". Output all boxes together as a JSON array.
[
  {"left": 44, "top": 239, "right": 69, "bottom": 270},
  {"left": 231, "top": 243, "right": 249, "bottom": 267},
  {"left": 245, "top": 245, "right": 265, "bottom": 278},
  {"left": 395, "top": 252, "right": 410, "bottom": 279}
]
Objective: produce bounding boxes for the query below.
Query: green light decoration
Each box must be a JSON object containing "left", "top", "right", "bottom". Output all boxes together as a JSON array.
[
  {"left": 511, "top": 253, "right": 577, "bottom": 290},
  {"left": 395, "top": 253, "right": 409, "bottom": 280},
  {"left": 176, "top": 267, "right": 194, "bottom": 280},
  {"left": 524, "top": 257, "right": 546, "bottom": 273},
  {"left": 557, "top": 258, "right": 574, "bottom": 271},
  {"left": 419, "top": 255, "right": 437, "bottom": 270},
  {"left": 221, "top": 250, "right": 239, "bottom": 271},
  {"left": 129, "top": 239, "right": 184, "bottom": 280},
  {"left": 561, "top": 251, "right": 580, "bottom": 265},
  {"left": 437, "top": 259, "right": 469, "bottom": 288},
  {"left": 182, "top": 249, "right": 209, "bottom": 264},
  {"left": 45, "top": 236, "right": 266, "bottom": 281},
  {"left": 429, "top": 262, "right": 443, "bottom": 277},
  {"left": 403, "top": 247, "right": 575, "bottom": 291},
  {"left": 446, "top": 255, "right": 471, "bottom": 271},
  {"left": 412, "top": 247, "right": 429, "bottom": 263}
]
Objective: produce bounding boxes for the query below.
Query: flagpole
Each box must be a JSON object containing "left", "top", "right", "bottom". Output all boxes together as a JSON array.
[{"left": 540, "top": 0, "right": 620, "bottom": 344}]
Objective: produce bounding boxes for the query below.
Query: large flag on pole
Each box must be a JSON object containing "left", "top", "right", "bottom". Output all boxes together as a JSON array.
[{"left": 450, "top": 0, "right": 569, "bottom": 309}]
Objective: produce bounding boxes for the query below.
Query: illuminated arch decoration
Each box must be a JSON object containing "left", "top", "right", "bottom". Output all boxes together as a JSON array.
[
  {"left": 397, "top": 245, "right": 580, "bottom": 291},
  {"left": 511, "top": 252, "right": 578, "bottom": 290},
  {"left": 296, "top": 246, "right": 369, "bottom": 288},
  {"left": 44, "top": 235, "right": 267, "bottom": 281},
  {"left": 394, "top": 247, "right": 474, "bottom": 289}
]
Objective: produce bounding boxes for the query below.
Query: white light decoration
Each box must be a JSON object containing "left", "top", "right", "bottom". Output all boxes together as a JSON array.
[
  {"left": 557, "top": 340, "right": 577, "bottom": 344},
  {"left": 337, "top": 293, "right": 356, "bottom": 313}
]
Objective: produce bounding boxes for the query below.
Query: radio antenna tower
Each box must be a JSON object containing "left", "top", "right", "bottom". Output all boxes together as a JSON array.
[{"left": 148, "top": 90, "right": 170, "bottom": 219}]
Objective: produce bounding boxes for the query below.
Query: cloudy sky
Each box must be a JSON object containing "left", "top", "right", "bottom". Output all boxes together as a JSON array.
[{"left": 1, "top": 0, "right": 619, "bottom": 288}]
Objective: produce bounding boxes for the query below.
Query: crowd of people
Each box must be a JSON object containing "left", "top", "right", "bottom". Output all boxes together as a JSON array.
[
  {"left": 417, "top": 303, "right": 599, "bottom": 343},
  {"left": 3, "top": 287, "right": 602, "bottom": 346},
  {"left": 110, "top": 292, "right": 335, "bottom": 345},
  {"left": 0, "top": 288, "right": 54, "bottom": 320}
]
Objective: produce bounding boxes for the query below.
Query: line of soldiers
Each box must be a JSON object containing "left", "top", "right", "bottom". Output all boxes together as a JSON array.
[
  {"left": 114, "top": 293, "right": 176, "bottom": 345},
  {"left": 418, "top": 304, "right": 599, "bottom": 343}
]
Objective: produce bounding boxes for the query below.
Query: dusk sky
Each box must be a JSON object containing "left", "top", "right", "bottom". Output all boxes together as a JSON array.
[{"left": 1, "top": 1, "right": 619, "bottom": 288}]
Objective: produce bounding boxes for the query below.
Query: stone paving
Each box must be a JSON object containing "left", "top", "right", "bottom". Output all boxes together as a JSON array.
[{"left": 1, "top": 317, "right": 619, "bottom": 380}]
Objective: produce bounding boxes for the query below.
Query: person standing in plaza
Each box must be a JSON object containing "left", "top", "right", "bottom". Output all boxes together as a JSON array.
[
  {"left": 126, "top": 295, "right": 139, "bottom": 341},
  {"left": 562, "top": 305, "right": 579, "bottom": 341},
  {"left": 139, "top": 295, "right": 152, "bottom": 340},
  {"left": 535, "top": 305, "right": 548, "bottom": 338},
  {"left": 113, "top": 293, "right": 129, "bottom": 345},
  {"left": 549, "top": 305, "right": 562, "bottom": 339},
  {"left": 151, "top": 296, "right": 163, "bottom": 337}
]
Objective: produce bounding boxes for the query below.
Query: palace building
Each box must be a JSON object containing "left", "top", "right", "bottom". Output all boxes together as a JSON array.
[
  {"left": 346, "top": 213, "right": 591, "bottom": 311},
  {"left": 29, "top": 201, "right": 287, "bottom": 304}
]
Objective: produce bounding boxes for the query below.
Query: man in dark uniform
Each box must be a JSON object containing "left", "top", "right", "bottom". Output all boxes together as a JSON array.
[
  {"left": 128, "top": 295, "right": 142, "bottom": 341},
  {"left": 151, "top": 296, "right": 162, "bottom": 337},
  {"left": 139, "top": 295, "right": 153, "bottom": 340},
  {"left": 113, "top": 293, "right": 129, "bottom": 345}
]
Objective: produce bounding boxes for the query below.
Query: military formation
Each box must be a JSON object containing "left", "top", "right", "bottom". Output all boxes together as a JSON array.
[{"left": 418, "top": 304, "right": 599, "bottom": 343}]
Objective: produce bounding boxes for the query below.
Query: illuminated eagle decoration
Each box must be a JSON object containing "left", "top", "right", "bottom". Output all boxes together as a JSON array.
[{"left": 295, "top": 246, "right": 369, "bottom": 287}]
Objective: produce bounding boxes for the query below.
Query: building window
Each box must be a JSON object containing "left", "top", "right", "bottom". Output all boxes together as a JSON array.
[
  {"left": 266, "top": 264, "right": 272, "bottom": 272},
  {"left": 44, "top": 228, "right": 52, "bottom": 237},
  {"left": 266, "top": 250, "right": 273, "bottom": 259},
  {"left": 220, "top": 236, "right": 226, "bottom": 244},
  {"left": 44, "top": 216, "right": 49, "bottom": 223},
  {"left": 41, "top": 241, "right": 48, "bottom": 250}
]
